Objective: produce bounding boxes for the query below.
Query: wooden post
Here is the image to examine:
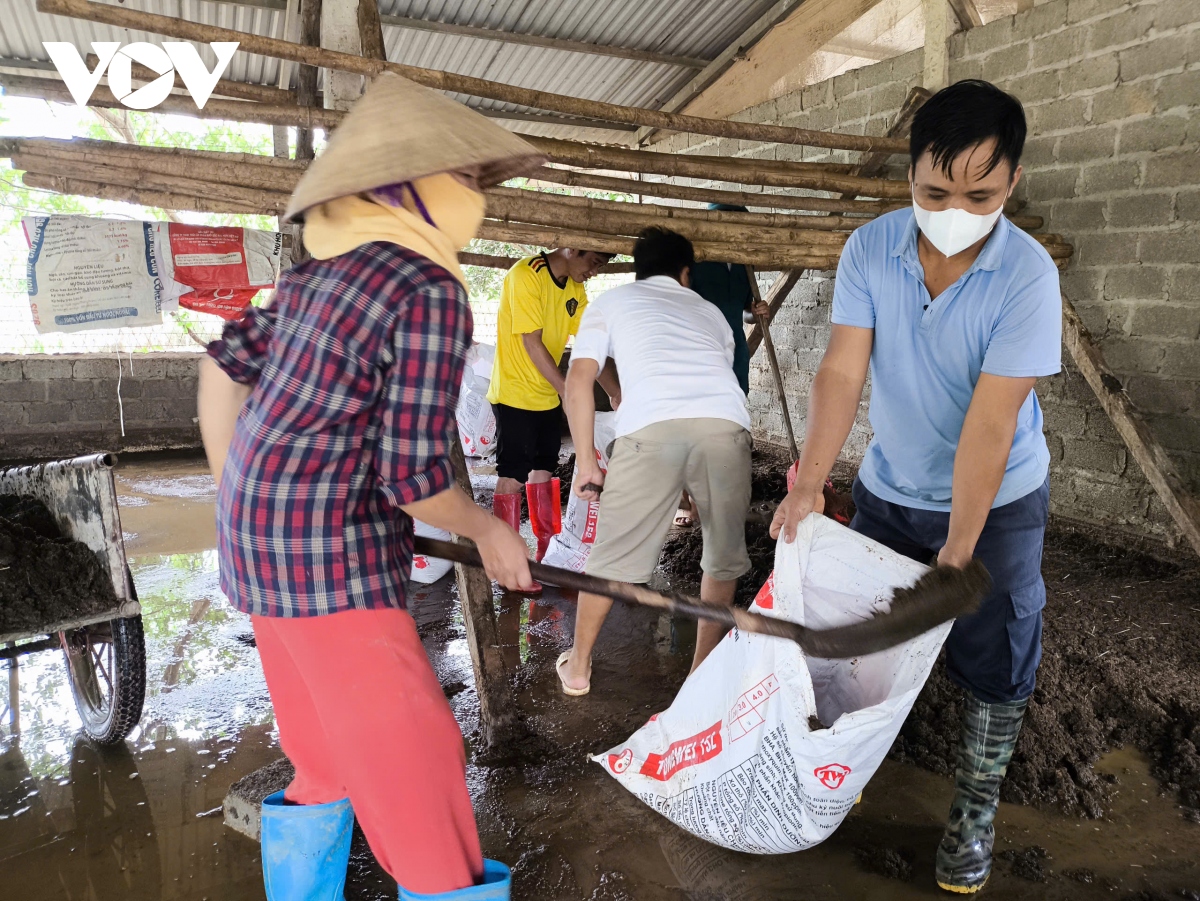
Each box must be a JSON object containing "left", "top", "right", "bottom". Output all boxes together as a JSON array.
[
  {"left": 294, "top": 0, "right": 322, "bottom": 163},
  {"left": 923, "top": 0, "right": 951, "bottom": 92},
  {"left": 321, "top": 0, "right": 364, "bottom": 108},
  {"left": 1061, "top": 296, "right": 1200, "bottom": 557},
  {"left": 746, "top": 266, "right": 800, "bottom": 461},
  {"left": 447, "top": 438, "right": 520, "bottom": 746}
]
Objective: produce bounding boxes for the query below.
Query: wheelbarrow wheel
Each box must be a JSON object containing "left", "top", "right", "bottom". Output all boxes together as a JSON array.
[{"left": 59, "top": 615, "right": 147, "bottom": 745}]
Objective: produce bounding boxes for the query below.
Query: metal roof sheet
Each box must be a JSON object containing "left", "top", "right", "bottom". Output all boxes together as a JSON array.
[{"left": 1, "top": 0, "right": 781, "bottom": 142}]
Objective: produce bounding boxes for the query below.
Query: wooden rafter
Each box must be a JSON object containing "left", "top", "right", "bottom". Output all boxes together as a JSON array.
[
  {"left": 634, "top": 0, "right": 805, "bottom": 145},
  {"left": 1062, "top": 297, "right": 1200, "bottom": 557},
  {"left": 36, "top": 0, "right": 907, "bottom": 152},
  {"left": 947, "top": 0, "right": 985, "bottom": 30},
  {"left": 638, "top": 0, "right": 889, "bottom": 143}
]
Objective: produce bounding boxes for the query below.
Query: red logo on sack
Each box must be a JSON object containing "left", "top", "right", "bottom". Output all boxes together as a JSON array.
[
  {"left": 608, "top": 748, "right": 633, "bottom": 774},
  {"left": 753, "top": 573, "right": 775, "bottom": 610},
  {"left": 414, "top": 557, "right": 428, "bottom": 569},
  {"left": 639, "top": 722, "right": 722, "bottom": 781},
  {"left": 814, "top": 763, "right": 852, "bottom": 789}
]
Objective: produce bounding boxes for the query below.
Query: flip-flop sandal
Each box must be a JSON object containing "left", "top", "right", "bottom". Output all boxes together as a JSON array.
[
  {"left": 556, "top": 650, "right": 590, "bottom": 696},
  {"left": 673, "top": 509, "right": 696, "bottom": 528}
]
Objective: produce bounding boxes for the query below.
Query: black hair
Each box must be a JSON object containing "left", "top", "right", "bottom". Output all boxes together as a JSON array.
[
  {"left": 910, "top": 79, "right": 1026, "bottom": 179},
  {"left": 707, "top": 202, "right": 749, "bottom": 213},
  {"left": 633, "top": 227, "right": 694, "bottom": 281}
]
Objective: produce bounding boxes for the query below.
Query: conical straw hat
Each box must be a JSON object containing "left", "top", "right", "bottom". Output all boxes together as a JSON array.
[{"left": 285, "top": 72, "right": 546, "bottom": 221}]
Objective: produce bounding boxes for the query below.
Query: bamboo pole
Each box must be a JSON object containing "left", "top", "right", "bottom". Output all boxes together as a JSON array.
[
  {"left": 2, "top": 138, "right": 304, "bottom": 192},
  {"left": 459, "top": 251, "right": 634, "bottom": 273},
  {"left": 477, "top": 221, "right": 846, "bottom": 269},
  {"left": 1, "top": 75, "right": 909, "bottom": 200},
  {"left": 36, "top": 0, "right": 910, "bottom": 154},
  {"left": 80, "top": 52, "right": 298, "bottom": 105},
  {"left": 531, "top": 167, "right": 907, "bottom": 216},
  {"left": 0, "top": 72, "right": 345, "bottom": 132},
  {"left": 489, "top": 185, "right": 870, "bottom": 231},
  {"left": 491, "top": 185, "right": 1044, "bottom": 233},
  {"left": 523, "top": 137, "right": 910, "bottom": 198},
  {"left": 1061, "top": 295, "right": 1200, "bottom": 557},
  {"left": 13, "top": 154, "right": 292, "bottom": 212},
  {"left": 485, "top": 190, "right": 851, "bottom": 246},
  {"left": 21, "top": 172, "right": 269, "bottom": 215}
]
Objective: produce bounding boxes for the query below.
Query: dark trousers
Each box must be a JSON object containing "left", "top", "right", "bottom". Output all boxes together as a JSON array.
[{"left": 849, "top": 477, "right": 1050, "bottom": 704}]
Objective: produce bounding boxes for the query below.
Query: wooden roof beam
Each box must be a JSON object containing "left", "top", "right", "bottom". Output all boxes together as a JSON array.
[{"left": 635, "top": 0, "right": 806, "bottom": 145}]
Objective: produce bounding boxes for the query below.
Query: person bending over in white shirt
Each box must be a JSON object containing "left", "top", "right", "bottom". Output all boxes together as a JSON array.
[{"left": 555, "top": 227, "right": 754, "bottom": 696}]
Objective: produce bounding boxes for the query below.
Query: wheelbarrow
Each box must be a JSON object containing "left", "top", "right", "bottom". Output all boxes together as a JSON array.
[{"left": 0, "top": 453, "right": 145, "bottom": 745}]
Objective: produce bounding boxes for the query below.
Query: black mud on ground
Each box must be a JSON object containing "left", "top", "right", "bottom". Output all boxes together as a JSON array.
[
  {"left": 0, "top": 495, "right": 117, "bottom": 634},
  {"left": 892, "top": 527, "right": 1200, "bottom": 822},
  {"left": 659, "top": 449, "right": 1200, "bottom": 823}
]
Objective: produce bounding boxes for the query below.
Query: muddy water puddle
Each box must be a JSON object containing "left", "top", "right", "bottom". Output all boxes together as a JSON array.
[{"left": 0, "top": 452, "right": 1196, "bottom": 900}]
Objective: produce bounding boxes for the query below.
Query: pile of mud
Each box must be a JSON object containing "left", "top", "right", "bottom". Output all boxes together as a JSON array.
[
  {"left": 892, "top": 527, "right": 1200, "bottom": 821},
  {"left": 0, "top": 495, "right": 116, "bottom": 634}
]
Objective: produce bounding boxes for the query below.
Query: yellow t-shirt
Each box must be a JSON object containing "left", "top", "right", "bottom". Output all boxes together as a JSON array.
[{"left": 487, "top": 254, "right": 588, "bottom": 411}]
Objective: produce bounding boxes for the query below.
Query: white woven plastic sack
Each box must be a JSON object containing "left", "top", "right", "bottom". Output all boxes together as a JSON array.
[
  {"left": 409, "top": 520, "right": 454, "bottom": 584},
  {"left": 595, "top": 514, "right": 950, "bottom": 853},
  {"left": 457, "top": 343, "right": 497, "bottom": 458},
  {"left": 540, "top": 412, "right": 617, "bottom": 572}
]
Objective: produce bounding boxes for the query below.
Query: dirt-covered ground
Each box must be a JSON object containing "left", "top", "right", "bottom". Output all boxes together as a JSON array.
[{"left": 658, "top": 447, "right": 1200, "bottom": 825}]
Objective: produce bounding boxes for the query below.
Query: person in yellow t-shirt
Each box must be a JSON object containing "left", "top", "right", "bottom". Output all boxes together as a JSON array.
[{"left": 488, "top": 248, "right": 619, "bottom": 584}]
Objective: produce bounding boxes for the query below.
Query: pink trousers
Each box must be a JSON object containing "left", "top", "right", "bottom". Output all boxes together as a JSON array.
[{"left": 251, "top": 607, "right": 483, "bottom": 894}]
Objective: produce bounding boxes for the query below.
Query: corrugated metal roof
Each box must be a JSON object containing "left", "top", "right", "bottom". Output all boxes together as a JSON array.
[{"left": 1, "top": 0, "right": 781, "bottom": 142}]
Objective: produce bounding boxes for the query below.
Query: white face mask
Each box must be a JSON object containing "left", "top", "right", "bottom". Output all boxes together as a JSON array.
[{"left": 912, "top": 194, "right": 1005, "bottom": 258}]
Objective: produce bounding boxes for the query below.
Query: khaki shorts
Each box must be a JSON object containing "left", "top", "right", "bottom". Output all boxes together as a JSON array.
[{"left": 585, "top": 418, "right": 752, "bottom": 584}]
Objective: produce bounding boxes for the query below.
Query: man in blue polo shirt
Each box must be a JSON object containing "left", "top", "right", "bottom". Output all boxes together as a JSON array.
[{"left": 771, "top": 80, "right": 1061, "bottom": 894}]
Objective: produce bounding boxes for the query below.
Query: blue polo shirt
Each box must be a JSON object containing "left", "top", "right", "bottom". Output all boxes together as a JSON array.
[{"left": 831, "top": 208, "right": 1062, "bottom": 511}]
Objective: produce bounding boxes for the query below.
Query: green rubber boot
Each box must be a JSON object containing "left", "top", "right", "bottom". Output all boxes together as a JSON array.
[{"left": 935, "top": 695, "right": 1028, "bottom": 894}]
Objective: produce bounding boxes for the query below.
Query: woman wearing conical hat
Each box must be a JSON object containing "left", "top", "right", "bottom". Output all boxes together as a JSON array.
[{"left": 197, "top": 73, "right": 545, "bottom": 901}]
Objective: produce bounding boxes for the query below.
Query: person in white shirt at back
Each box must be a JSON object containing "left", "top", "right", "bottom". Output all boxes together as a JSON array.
[{"left": 555, "top": 227, "right": 753, "bottom": 696}]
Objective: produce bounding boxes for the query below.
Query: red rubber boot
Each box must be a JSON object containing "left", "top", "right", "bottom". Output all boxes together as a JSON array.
[
  {"left": 492, "top": 492, "right": 541, "bottom": 595},
  {"left": 525, "top": 480, "right": 562, "bottom": 563}
]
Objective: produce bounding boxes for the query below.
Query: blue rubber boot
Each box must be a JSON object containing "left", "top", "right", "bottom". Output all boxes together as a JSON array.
[
  {"left": 261, "top": 790, "right": 353, "bottom": 901},
  {"left": 398, "top": 859, "right": 511, "bottom": 900}
]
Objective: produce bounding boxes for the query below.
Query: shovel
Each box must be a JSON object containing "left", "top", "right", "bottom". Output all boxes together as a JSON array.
[{"left": 414, "top": 536, "right": 990, "bottom": 659}]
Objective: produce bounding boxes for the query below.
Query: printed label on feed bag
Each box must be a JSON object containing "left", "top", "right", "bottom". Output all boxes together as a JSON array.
[
  {"left": 640, "top": 722, "right": 723, "bottom": 781},
  {"left": 638, "top": 726, "right": 855, "bottom": 854}
]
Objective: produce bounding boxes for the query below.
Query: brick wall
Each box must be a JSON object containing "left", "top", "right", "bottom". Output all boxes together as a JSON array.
[
  {"left": 0, "top": 353, "right": 201, "bottom": 463},
  {"left": 658, "top": 0, "right": 1198, "bottom": 549}
]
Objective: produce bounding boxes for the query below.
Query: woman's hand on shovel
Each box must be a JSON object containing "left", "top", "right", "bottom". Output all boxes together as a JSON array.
[{"left": 476, "top": 517, "right": 537, "bottom": 593}]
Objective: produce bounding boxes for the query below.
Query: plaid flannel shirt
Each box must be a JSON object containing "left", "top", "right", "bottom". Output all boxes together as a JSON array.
[{"left": 208, "top": 242, "right": 471, "bottom": 618}]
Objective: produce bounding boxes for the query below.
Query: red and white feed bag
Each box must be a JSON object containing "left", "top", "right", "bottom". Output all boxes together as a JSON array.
[
  {"left": 457, "top": 343, "right": 497, "bottom": 459},
  {"left": 540, "top": 412, "right": 617, "bottom": 573},
  {"left": 595, "top": 514, "right": 950, "bottom": 853}
]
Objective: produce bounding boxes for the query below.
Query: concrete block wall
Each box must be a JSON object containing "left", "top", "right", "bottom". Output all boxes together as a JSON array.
[
  {"left": 658, "top": 0, "right": 1199, "bottom": 549},
  {"left": 0, "top": 353, "right": 202, "bottom": 463}
]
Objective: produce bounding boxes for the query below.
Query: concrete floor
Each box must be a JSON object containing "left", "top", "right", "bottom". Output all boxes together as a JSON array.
[{"left": 0, "top": 452, "right": 1196, "bottom": 900}]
